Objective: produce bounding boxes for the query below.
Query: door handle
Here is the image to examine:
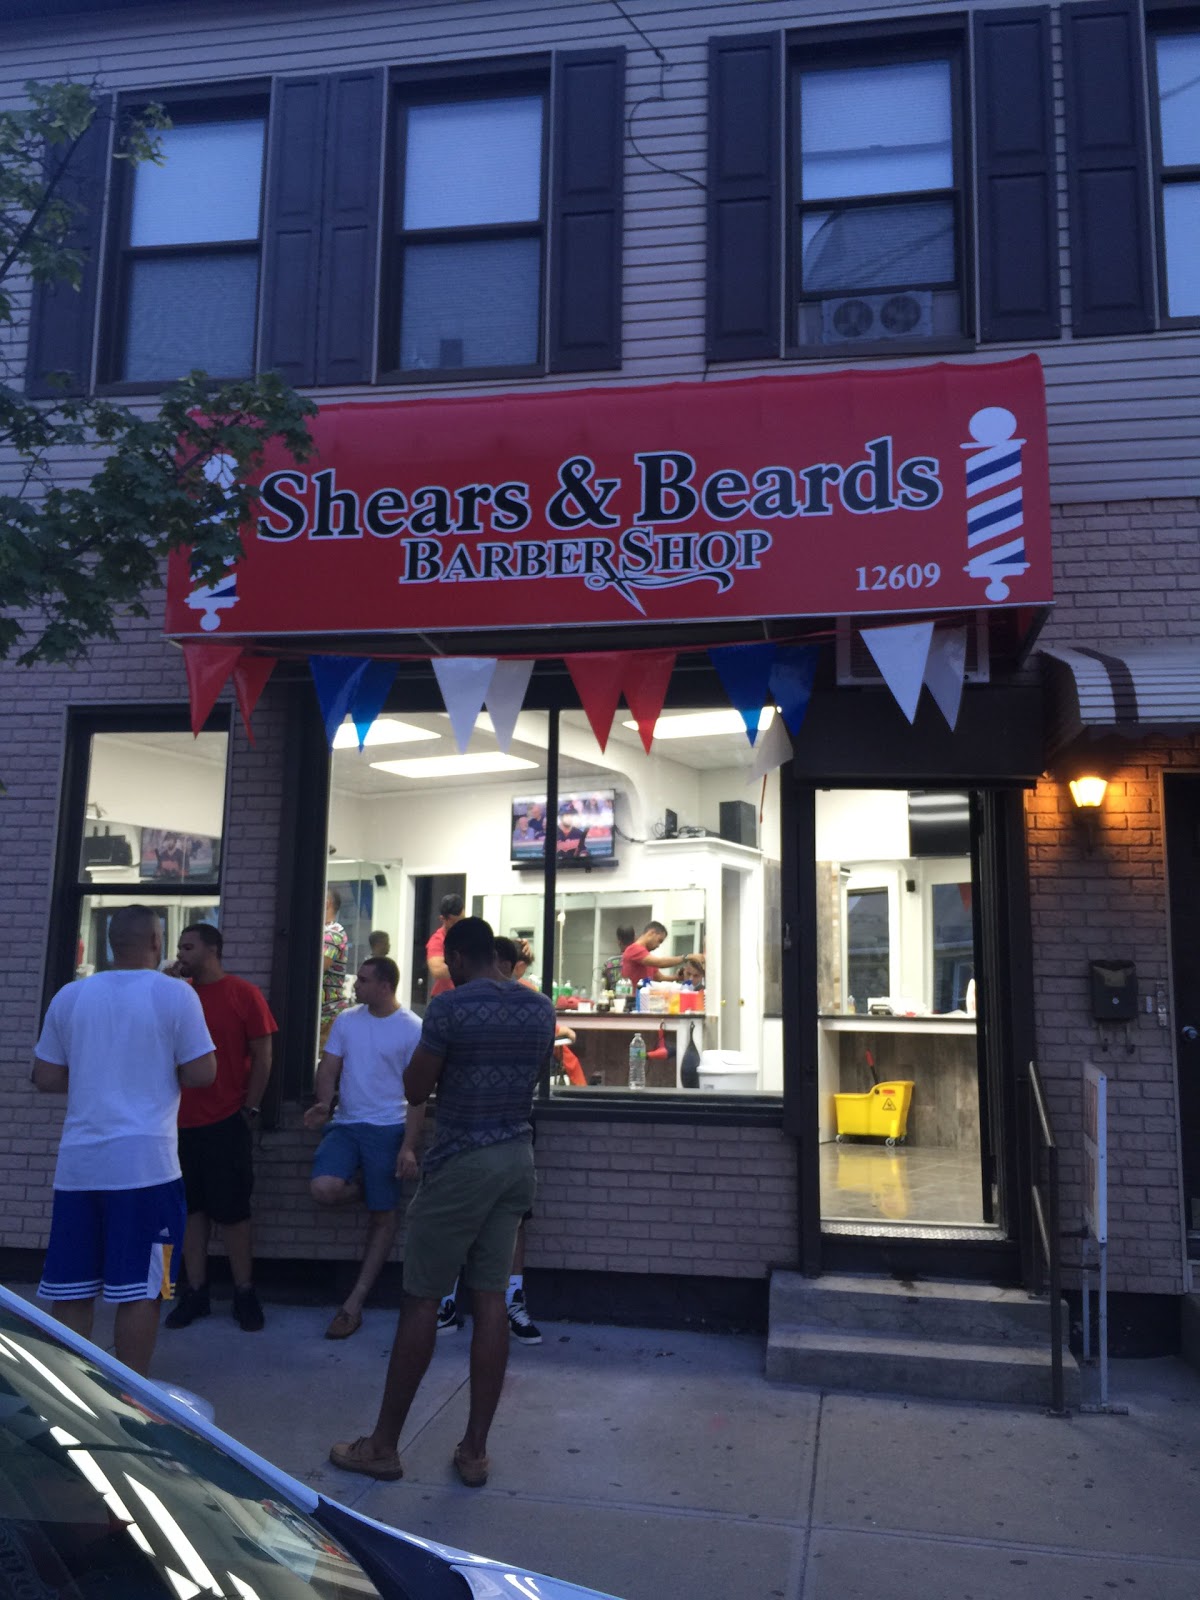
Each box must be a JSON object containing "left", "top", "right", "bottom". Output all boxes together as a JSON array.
[{"left": 1182, "top": 1025, "right": 1198, "bottom": 1042}]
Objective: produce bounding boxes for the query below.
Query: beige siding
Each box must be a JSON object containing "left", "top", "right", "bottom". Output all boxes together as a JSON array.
[{"left": 1, "top": 0, "right": 1195, "bottom": 501}]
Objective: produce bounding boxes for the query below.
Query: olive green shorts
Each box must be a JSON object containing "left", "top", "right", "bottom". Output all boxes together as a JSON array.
[{"left": 402, "top": 1139, "right": 536, "bottom": 1302}]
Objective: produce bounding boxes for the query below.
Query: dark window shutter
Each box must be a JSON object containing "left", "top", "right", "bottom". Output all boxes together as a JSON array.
[
  {"left": 974, "top": 8, "right": 1060, "bottom": 342},
  {"left": 260, "top": 76, "right": 329, "bottom": 386},
  {"left": 706, "top": 32, "right": 781, "bottom": 363},
  {"left": 549, "top": 48, "right": 625, "bottom": 373},
  {"left": 1062, "top": 0, "right": 1155, "bottom": 336},
  {"left": 25, "top": 95, "right": 111, "bottom": 398},
  {"left": 317, "top": 70, "right": 384, "bottom": 386}
]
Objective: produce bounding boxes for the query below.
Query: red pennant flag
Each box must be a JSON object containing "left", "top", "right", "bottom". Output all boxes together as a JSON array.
[
  {"left": 565, "top": 652, "right": 629, "bottom": 753},
  {"left": 622, "top": 650, "right": 676, "bottom": 753},
  {"left": 182, "top": 641, "right": 242, "bottom": 736},
  {"left": 232, "top": 654, "right": 277, "bottom": 744}
]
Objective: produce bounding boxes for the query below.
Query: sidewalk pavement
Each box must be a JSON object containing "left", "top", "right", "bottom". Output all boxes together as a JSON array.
[{"left": 54, "top": 1294, "right": 1200, "bottom": 1600}]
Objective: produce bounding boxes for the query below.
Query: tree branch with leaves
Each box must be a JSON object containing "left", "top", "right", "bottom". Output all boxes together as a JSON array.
[{"left": 0, "top": 80, "right": 316, "bottom": 666}]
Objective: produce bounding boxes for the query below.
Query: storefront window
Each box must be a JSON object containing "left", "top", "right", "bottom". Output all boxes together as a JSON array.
[
  {"left": 816, "top": 789, "right": 985, "bottom": 1230},
  {"left": 326, "top": 708, "right": 548, "bottom": 1037},
  {"left": 72, "top": 728, "right": 228, "bottom": 978},
  {"left": 325, "top": 692, "right": 782, "bottom": 1098}
]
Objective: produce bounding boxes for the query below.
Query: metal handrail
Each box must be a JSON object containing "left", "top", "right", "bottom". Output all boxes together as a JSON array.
[{"left": 1028, "top": 1058, "right": 1067, "bottom": 1416}]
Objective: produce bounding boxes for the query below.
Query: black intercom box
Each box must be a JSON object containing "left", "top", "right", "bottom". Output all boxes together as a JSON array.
[{"left": 1089, "top": 960, "right": 1137, "bottom": 1021}]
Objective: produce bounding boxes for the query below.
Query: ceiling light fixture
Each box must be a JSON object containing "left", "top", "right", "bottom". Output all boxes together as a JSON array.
[
  {"left": 619, "top": 707, "right": 776, "bottom": 741},
  {"left": 370, "top": 753, "right": 538, "bottom": 780},
  {"left": 332, "top": 719, "right": 440, "bottom": 750}
]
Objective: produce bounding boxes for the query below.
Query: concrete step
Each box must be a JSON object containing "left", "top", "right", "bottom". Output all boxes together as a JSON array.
[
  {"left": 769, "top": 1271, "right": 1067, "bottom": 1345},
  {"left": 766, "top": 1325, "right": 1082, "bottom": 1408}
]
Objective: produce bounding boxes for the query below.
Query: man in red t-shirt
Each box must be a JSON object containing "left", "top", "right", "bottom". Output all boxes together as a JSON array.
[
  {"left": 164, "top": 923, "right": 277, "bottom": 1334},
  {"left": 620, "top": 920, "right": 685, "bottom": 985},
  {"left": 424, "top": 893, "right": 464, "bottom": 1002}
]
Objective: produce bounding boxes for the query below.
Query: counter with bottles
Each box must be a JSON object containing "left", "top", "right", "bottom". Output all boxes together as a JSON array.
[{"left": 552, "top": 1011, "right": 711, "bottom": 1090}]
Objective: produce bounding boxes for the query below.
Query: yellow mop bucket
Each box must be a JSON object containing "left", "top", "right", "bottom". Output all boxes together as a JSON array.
[{"left": 834, "top": 1081, "right": 914, "bottom": 1145}]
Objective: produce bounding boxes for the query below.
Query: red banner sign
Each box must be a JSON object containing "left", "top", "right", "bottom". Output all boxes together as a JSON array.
[{"left": 164, "top": 356, "right": 1051, "bottom": 639}]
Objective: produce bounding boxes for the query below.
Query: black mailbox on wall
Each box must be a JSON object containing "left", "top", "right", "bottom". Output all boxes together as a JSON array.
[{"left": 1089, "top": 960, "right": 1138, "bottom": 1022}]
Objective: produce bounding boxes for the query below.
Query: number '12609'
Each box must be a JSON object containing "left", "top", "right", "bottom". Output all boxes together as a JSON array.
[{"left": 856, "top": 562, "right": 941, "bottom": 591}]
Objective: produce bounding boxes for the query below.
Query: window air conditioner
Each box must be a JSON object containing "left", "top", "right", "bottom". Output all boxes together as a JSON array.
[
  {"left": 836, "top": 618, "right": 991, "bottom": 687},
  {"left": 818, "top": 289, "right": 934, "bottom": 344}
]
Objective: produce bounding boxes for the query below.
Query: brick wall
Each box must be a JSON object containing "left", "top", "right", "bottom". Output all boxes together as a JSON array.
[
  {"left": 1024, "top": 496, "right": 1200, "bottom": 1297},
  {"left": 251, "top": 1112, "right": 799, "bottom": 1279}
]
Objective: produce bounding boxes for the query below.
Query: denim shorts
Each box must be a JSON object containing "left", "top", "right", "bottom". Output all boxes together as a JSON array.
[
  {"left": 402, "top": 1139, "right": 536, "bottom": 1301},
  {"left": 311, "top": 1121, "right": 404, "bottom": 1212}
]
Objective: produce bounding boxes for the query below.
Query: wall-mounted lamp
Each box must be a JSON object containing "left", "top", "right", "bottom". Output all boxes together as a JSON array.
[{"left": 1068, "top": 774, "right": 1108, "bottom": 851}]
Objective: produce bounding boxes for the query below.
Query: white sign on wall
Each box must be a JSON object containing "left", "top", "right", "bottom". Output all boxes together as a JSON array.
[{"left": 1083, "top": 1063, "right": 1108, "bottom": 1245}]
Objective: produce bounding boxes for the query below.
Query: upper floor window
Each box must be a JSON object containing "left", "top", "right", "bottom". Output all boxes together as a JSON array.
[
  {"left": 1153, "top": 31, "right": 1200, "bottom": 321},
  {"left": 388, "top": 87, "right": 546, "bottom": 377},
  {"left": 791, "top": 51, "right": 964, "bottom": 350},
  {"left": 111, "top": 105, "right": 266, "bottom": 383}
]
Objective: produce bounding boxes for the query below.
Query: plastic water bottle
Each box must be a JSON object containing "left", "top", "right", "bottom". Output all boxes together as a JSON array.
[{"left": 628, "top": 1032, "right": 647, "bottom": 1091}]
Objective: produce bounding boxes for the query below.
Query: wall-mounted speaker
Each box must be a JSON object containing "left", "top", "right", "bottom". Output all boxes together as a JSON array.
[{"left": 718, "top": 799, "right": 757, "bottom": 847}]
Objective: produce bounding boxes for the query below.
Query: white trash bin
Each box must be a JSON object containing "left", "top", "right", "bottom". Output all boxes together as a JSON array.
[{"left": 697, "top": 1050, "right": 758, "bottom": 1091}]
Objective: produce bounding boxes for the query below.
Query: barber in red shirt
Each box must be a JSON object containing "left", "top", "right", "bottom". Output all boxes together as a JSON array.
[
  {"left": 620, "top": 920, "right": 686, "bottom": 984},
  {"left": 425, "top": 893, "right": 464, "bottom": 1001},
  {"left": 165, "top": 923, "right": 276, "bottom": 1334}
]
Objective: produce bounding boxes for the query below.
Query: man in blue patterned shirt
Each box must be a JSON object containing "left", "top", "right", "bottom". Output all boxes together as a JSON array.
[{"left": 330, "top": 916, "right": 555, "bottom": 1489}]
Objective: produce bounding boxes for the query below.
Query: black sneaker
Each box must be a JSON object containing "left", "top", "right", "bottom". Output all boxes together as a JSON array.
[
  {"left": 507, "top": 1290, "right": 542, "bottom": 1346},
  {"left": 232, "top": 1286, "right": 265, "bottom": 1332},
  {"left": 436, "top": 1297, "right": 460, "bottom": 1334},
  {"left": 164, "top": 1285, "right": 210, "bottom": 1330}
]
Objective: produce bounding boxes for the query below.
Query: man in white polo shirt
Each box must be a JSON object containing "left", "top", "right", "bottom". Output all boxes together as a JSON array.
[
  {"left": 304, "top": 956, "right": 423, "bottom": 1340},
  {"left": 32, "top": 904, "right": 216, "bottom": 1375}
]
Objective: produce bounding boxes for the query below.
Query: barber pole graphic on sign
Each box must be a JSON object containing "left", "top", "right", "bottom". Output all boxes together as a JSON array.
[
  {"left": 962, "top": 406, "right": 1030, "bottom": 601},
  {"left": 165, "top": 357, "right": 1053, "bottom": 639}
]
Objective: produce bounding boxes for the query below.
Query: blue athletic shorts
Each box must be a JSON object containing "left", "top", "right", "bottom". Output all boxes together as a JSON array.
[
  {"left": 311, "top": 1121, "right": 404, "bottom": 1212},
  {"left": 38, "top": 1179, "right": 186, "bottom": 1305}
]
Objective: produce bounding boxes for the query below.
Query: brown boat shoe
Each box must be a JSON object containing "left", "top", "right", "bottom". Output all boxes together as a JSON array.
[
  {"left": 453, "top": 1443, "right": 489, "bottom": 1487},
  {"left": 329, "top": 1436, "right": 403, "bottom": 1481},
  {"left": 324, "top": 1307, "right": 362, "bottom": 1340}
]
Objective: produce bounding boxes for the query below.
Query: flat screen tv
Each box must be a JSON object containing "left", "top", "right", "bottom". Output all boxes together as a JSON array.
[{"left": 512, "top": 790, "right": 616, "bottom": 865}]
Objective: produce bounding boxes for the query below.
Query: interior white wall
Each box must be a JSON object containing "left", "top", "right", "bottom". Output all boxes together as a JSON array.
[
  {"left": 816, "top": 789, "right": 909, "bottom": 860},
  {"left": 328, "top": 788, "right": 369, "bottom": 861},
  {"left": 87, "top": 734, "right": 226, "bottom": 837}
]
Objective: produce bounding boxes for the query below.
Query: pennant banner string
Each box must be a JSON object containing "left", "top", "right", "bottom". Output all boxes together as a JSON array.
[{"left": 432, "top": 657, "right": 497, "bottom": 752}]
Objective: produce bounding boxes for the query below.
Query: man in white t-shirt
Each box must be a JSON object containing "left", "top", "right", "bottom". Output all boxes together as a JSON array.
[
  {"left": 32, "top": 905, "right": 216, "bottom": 1375},
  {"left": 303, "top": 956, "right": 422, "bottom": 1340}
]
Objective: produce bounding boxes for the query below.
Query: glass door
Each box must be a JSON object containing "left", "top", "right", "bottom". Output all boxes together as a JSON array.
[{"left": 814, "top": 788, "right": 995, "bottom": 1236}]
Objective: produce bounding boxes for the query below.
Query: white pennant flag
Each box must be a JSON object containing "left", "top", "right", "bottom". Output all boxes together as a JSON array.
[
  {"left": 486, "top": 659, "right": 535, "bottom": 752},
  {"left": 745, "top": 710, "right": 793, "bottom": 784},
  {"left": 860, "top": 621, "right": 935, "bottom": 724},
  {"left": 432, "top": 657, "right": 497, "bottom": 752},
  {"left": 923, "top": 627, "right": 968, "bottom": 731}
]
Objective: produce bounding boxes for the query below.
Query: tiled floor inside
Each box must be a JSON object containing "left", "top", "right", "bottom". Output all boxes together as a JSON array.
[{"left": 820, "top": 1141, "right": 984, "bottom": 1225}]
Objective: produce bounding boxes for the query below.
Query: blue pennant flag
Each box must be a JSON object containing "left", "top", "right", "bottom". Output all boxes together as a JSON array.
[
  {"left": 768, "top": 646, "right": 819, "bottom": 737},
  {"left": 708, "top": 643, "right": 779, "bottom": 744},
  {"left": 309, "top": 656, "right": 372, "bottom": 747},
  {"left": 351, "top": 660, "right": 398, "bottom": 750}
]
